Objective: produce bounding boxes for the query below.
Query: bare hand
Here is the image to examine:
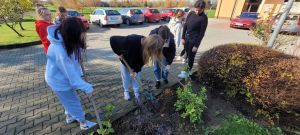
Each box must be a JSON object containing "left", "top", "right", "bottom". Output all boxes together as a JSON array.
[
  {"left": 181, "top": 39, "right": 185, "bottom": 45},
  {"left": 165, "top": 65, "right": 171, "bottom": 71},
  {"left": 86, "top": 90, "right": 94, "bottom": 98},
  {"left": 192, "top": 47, "right": 198, "bottom": 52},
  {"left": 130, "top": 72, "right": 136, "bottom": 77},
  {"left": 118, "top": 55, "right": 123, "bottom": 60}
]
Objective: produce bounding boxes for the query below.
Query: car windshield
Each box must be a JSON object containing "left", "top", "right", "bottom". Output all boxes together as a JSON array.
[
  {"left": 172, "top": 9, "right": 177, "bottom": 13},
  {"left": 105, "top": 10, "right": 120, "bottom": 15},
  {"left": 150, "top": 9, "right": 159, "bottom": 13},
  {"left": 240, "top": 13, "right": 258, "bottom": 19},
  {"left": 131, "top": 9, "right": 143, "bottom": 14},
  {"left": 68, "top": 11, "right": 80, "bottom": 17}
]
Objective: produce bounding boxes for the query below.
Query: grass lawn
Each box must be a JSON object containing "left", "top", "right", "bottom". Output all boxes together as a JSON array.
[
  {"left": 0, "top": 21, "right": 40, "bottom": 45},
  {"left": 206, "top": 9, "right": 215, "bottom": 18}
]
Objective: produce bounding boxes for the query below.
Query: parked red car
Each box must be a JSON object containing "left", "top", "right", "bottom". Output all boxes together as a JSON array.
[
  {"left": 141, "top": 8, "right": 161, "bottom": 23},
  {"left": 230, "top": 12, "right": 259, "bottom": 29},
  {"left": 160, "top": 8, "right": 174, "bottom": 22},
  {"left": 67, "top": 10, "right": 90, "bottom": 30}
]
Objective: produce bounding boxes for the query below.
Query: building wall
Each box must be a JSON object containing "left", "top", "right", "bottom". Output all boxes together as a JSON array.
[
  {"left": 215, "top": 0, "right": 246, "bottom": 19},
  {"left": 258, "top": 0, "right": 284, "bottom": 19},
  {"left": 215, "top": 0, "right": 286, "bottom": 19}
]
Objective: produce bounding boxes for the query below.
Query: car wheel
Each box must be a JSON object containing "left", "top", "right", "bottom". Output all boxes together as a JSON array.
[
  {"left": 126, "top": 19, "right": 131, "bottom": 26},
  {"left": 165, "top": 17, "right": 170, "bottom": 22},
  {"left": 99, "top": 20, "right": 103, "bottom": 28},
  {"left": 116, "top": 24, "right": 121, "bottom": 27},
  {"left": 144, "top": 17, "right": 149, "bottom": 23},
  {"left": 139, "top": 22, "right": 143, "bottom": 25}
]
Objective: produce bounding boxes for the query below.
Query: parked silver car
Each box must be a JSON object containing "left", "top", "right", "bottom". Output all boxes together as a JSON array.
[
  {"left": 272, "top": 13, "right": 300, "bottom": 34},
  {"left": 90, "top": 8, "right": 123, "bottom": 27},
  {"left": 118, "top": 8, "right": 144, "bottom": 25}
]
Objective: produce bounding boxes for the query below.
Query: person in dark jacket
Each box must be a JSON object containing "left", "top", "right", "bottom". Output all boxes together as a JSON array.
[
  {"left": 149, "top": 26, "right": 176, "bottom": 89},
  {"left": 110, "top": 34, "right": 164, "bottom": 101},
  {"left": 178, "top": 0, "right": 208, "bottom": 79}
]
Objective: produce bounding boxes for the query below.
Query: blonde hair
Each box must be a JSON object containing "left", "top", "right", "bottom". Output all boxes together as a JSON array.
[
  {"left": 142, "top": 34, "right": 164, "bottom": 64},
  {"left": 37, "top": 7, "right": 50, "bottom": 17}
]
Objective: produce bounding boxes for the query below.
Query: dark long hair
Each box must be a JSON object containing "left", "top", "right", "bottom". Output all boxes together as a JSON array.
[
  {"left": 158, "top": 25, "right": 170, "bottom": 40},
  {"left": 55, "top": 17, "right": 86, "bottom": 61}
]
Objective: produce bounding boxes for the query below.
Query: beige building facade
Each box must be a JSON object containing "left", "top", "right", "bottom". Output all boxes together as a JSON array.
[{"left": 215, "top": 0, "right": 286, "bottom": 19}]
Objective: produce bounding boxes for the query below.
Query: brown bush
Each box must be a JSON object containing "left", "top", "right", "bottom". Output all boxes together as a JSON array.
[
  {"left": 245, "top": 58, "right": 300, "bottom": 110},
  {"left": 197, "top": 44, "right": 293, "bottom": 96},
  {"left": 197, "top": 44, "right": 300, "bottom": 127}
]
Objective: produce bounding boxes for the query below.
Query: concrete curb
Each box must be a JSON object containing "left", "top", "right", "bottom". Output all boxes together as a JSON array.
[{"left": 0, "top": 41, "right": 41, "bottom": 49}]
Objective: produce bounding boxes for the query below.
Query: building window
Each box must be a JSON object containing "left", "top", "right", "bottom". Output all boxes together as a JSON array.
[{"left": 245, "top": 0, "right": 262, "bottom": 12}]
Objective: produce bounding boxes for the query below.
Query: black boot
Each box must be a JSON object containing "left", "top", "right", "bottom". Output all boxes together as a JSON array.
[
  {"left": 163, "top": 79, "right": 168, "bottom": 84},
  {"left": 155, "top": 81, "right": 161, "bottom": 89}
]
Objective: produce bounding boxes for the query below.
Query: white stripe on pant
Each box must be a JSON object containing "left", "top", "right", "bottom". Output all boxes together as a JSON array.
[
  {"left": 120, "top": 63, "right": 140, "bottom": 97},
  {"left": 54, "top": 90, "right": 85, "bottom": 122}
]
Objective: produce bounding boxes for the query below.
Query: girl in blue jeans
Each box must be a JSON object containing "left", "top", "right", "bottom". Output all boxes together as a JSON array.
[
  {"left": 149, "top": 26, "right": 176, "bottom": 89},
  {"left": 45, "top": 17, "right": 96, "bottom": 130},
  {"left": 110, "top": 34, "right": 164, "bottom": 101}
]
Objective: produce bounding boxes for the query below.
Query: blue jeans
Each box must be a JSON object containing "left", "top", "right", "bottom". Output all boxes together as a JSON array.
[
  {"left": 153, "top": 57, "right": 168, "bottom": 81},
  {"left": 54, "top": 90, "right": 85, "bottom": 122},
  {"left": 120, "top": 64, "right": 141, "bottom": 97}
]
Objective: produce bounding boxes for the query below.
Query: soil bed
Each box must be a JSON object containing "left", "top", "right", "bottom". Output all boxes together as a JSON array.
[{"left": 111, "top": 80, "right": 255, "bottom": 135}]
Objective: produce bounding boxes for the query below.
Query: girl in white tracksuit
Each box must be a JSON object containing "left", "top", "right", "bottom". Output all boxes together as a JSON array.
[
  {"left": 168, "top": 9, "right": 186, "bottom": 61},
  {"left": 45, "top": 17, "right": 96, "bottom": 130}
]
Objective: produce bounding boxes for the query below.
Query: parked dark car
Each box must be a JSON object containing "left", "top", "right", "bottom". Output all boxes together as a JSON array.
[
  {"left": 160, "top": 8, "right": 174, "bottom": 22},
  {"left": 230, "top": 12, "right": 259, "bottom": 29},
  {"left": 67, "top": 10, "right": 90, "bottom": 29},
  {"left": 119, "top": 8, "right": 144, "bottom": 25},
  {"left": 141, "top": 8, "right": 161, "bottom": 23}
]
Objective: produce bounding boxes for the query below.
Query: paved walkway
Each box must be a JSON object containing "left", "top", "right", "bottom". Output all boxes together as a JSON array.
[{"left": 0, "top": 19, "right": 257, "bottom": 135}]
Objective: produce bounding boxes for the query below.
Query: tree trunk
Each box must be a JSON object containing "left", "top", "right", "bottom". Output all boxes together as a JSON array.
[
  {"left": 19, "top": 21, "right": 25, "bottom": 31},
  {"left": 5, "top": 22, "right": 24, "bottom": 37},
  {"left": 19, "top": 13, "right": 25, "bottom": 30}
]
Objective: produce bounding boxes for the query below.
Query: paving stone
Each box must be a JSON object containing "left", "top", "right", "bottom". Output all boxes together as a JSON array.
[
  {"left": 0, "top": 20, "right": 260, "bottom": 135},
  {"left": 0, "top": 126, "right": 6, "bottom": 134},
  {"left": 24, "top": 123, "right": 42, "bottom": 135},
  {"left": 15, "top": 120, "right": 34, "bottom": 134}
]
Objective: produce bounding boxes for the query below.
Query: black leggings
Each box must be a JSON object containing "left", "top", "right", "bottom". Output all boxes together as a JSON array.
[{"left": 184, "top": 39, "right": 197, "bottom": 70}]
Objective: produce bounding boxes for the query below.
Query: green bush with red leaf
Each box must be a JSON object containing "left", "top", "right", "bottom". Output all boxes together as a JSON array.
[{"left": 197, "top": 44, "right": 300, "bottom": 128}]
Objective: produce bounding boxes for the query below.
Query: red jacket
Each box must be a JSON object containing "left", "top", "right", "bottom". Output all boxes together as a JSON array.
[{"left": 35, "top": 20, "right": 54, "bottom": 54}]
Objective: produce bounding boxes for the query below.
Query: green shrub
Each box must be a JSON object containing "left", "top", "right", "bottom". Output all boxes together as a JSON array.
[
  {"left": 197, "top": 44, "right": 300, "bottom": 127},
  {"left": 89, "top": 104, "right": 115, "bottom": 135},
  {"left": 206, "top": 115, "right": 283, "bottom": 135},
  {"left": 175, "top": 83, "right": 207, "bottom": 123}
]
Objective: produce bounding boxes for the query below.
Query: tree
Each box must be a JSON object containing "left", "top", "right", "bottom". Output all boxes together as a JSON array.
[
  {"left": 0, "top": 0, "right": 24, "bottom": 37},
  {"left": 19, "top": 0, "right": 34, "bottom": 30},
  {"left": 50, "top": 0, "right": 84, "bottom": 10}
]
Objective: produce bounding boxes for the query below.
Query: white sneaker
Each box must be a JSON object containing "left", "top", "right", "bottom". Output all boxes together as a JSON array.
[
  {"left": 66, "top": 116, "right": 76, "bottom": 124},
  {"left": 176, "top": 56, "right": 182, "bottom": 61},
  {"left": 80, "top": 120, "right": 97, "bottom": 130},
  {"left": 178, "top": 71, "right": 187, "bottom": 79},
  {"left": 124, "top": 92, "right": 130, "bottom": 100},
  {"left": 134, "top": 92, "right": 140, "bottom": 99},
  {"left": 182, "top": 58, "right": 187, "bottom": 64}
]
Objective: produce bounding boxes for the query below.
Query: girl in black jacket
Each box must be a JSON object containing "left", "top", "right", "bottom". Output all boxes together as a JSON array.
[
  {"left": 110, "top": 34, "right": 164, "bottom": 101},
  {"left": 179, "top": 0, "right": 208, "bottom": 79},
  {"left": 149, "top": 26, "right": 176, "bottom": 89}
]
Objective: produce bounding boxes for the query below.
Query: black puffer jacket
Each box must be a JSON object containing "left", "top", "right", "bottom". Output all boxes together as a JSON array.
[{"left": 110, "top": 34, "right": 145, "bottom": 73}]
